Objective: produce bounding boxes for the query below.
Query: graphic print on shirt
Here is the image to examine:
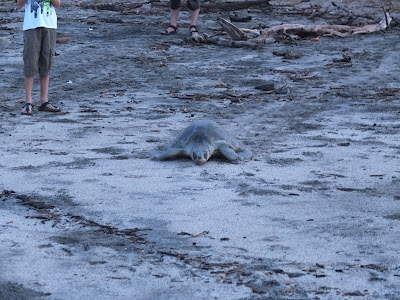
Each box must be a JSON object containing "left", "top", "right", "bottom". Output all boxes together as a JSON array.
[{"left": 30, "top": 0, "right": 53, "bottom": 18}]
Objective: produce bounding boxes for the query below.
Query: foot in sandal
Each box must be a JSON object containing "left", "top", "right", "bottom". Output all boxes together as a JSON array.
[
  {"left": 21, "top": 103, "right": 34, "bottom": 115},
  {"left": 38, "top": 102, "right": 61, "bottom": 112},
  {"left": 161, "top": 24, "right": 178, "bottom": 35}
]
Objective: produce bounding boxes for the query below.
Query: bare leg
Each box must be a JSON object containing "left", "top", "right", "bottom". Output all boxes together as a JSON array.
[
  {"left": 39, "top": 75, "right": 49, "bottom": 105},
  {"left": 190, "top": 8, "right": 200, "bottom": 29},
  {"left": 164, "top": 9, "right": 180, "bottom": 34},
  {"left": 189, "top": 8, "right": 200, "bottom": 38},
  {"left": 21, "top": 76, "right": 34, "bottom": 114},
  {"left": 38, "top": 75, "right": 60, "bottom": 111},
  {"left": 24, "top": 76, "right": 34, "bottom": 103},
  {"left": 170, "top": 8, "right": 180, "bottom": 27}
]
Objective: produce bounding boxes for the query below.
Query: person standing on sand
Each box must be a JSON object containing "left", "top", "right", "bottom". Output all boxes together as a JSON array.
[
  {"left": 161, "top": 0, "right": 200, "bottom": 37},
  {"left": 17, "top": 0, "right": 62, "bottom": 115}
]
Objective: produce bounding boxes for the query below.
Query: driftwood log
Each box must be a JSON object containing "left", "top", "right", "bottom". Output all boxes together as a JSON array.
[
  {"left": 259, "top": 12, "right": 393, "bottom": 38},
  {"left": 212, "top": 12, "right": 394, "bottom": 47}
]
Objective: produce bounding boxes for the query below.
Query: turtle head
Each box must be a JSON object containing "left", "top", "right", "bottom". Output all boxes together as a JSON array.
[
  {"left": 190, "top": 137, "right": 212, "bottom": 165},
  {"left": 191, "top": 149, "right": 211, "bottom": 165}
]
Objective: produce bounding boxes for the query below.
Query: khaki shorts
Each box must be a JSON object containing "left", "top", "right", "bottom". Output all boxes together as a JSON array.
[
  {"left": 170, "top": 0, "right": 200, "bottom": 11},
  {"left": 23, "top": 27, "right": 56, "bottom": 77}
]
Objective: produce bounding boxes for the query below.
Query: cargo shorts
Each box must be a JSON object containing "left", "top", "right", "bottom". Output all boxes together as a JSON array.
[
  {"left": 170, "top": 0, "right": 200, "bottom": 11},
  {"left": 23, "top": 27, "right": 56, "bottom": 77}
]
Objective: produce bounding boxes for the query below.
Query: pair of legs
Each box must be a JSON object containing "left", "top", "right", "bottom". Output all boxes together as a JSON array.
[
  {"left": 21, "top": 74, "right": 60, "bottom": 115},
  {"left": 21, "top": 27, "right": 60, "bottom": 115},
  {"left": 164, "top": 8, "right": 200, "bottom": 34},
  {"left": 24, "top": 75, "right": 49, "bottom": 105}
]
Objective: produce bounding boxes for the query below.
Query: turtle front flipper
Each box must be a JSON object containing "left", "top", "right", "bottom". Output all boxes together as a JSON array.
[
  {"left": 237, "top": 148, "right": 253, "bottom": 161},
  {"left": 218, "top": 145, "right": 239, "bottom": 161},
  {"left": 153, "top": 147, "right": 185, "bottom": 161}
]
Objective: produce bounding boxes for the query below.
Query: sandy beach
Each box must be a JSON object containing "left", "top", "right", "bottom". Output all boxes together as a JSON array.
[{"left": 1, "top": 0, "right": 400, "bottom": 298}]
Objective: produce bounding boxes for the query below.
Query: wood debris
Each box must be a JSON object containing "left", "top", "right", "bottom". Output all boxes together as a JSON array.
[{"left": 210, "top": 11, "right": 395, "bottom": 47}]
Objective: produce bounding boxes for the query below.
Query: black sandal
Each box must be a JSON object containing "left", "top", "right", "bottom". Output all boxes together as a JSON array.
[
  {"left": 189, "top": 25, "right": 199, "bottom": 36},
  {"left": 161, "top": 24, "right": 178, "bottom": 35},
  {"left": 21, "top": 103, "right": 33, "bottom": 115},
  {"left": 38, "top": 102, "right": 61, "bottom": 112}
]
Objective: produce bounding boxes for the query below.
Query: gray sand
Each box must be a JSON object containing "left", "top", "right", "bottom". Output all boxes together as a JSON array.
[{"left": 1, "top": 0, "right": 400, "bottom": 299}]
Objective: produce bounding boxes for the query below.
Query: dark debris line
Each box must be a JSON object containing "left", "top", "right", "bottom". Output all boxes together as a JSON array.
[
  {"left": 1, "top": 189, "right": 395, "bottom": 297},
  {"left": 1, "top": 190, "right": 150, "bottom": 244},
  {"left": 1, "top": 189, "right": 307, "bottom": 297}
]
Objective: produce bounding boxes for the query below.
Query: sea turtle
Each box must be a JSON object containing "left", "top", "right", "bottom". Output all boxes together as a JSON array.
[{"left": 153, "top": 120, "right": 253, "bottom": 165}]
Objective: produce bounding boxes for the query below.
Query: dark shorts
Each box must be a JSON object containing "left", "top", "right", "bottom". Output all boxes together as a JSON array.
[
  {"left": 170, "top": 0, "right": 200, "bottom": 11},
  {"left": 23, "top": 27, "right": 56, "bottom": 77}
]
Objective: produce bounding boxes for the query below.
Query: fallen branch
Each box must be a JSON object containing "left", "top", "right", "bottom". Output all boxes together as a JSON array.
[
  {"left": 259, "top": 12, "right": 393, "bottom": 38},
  {"left": 216, "top": 12, "right": 393, "bottom": 46},
  {"left": 217, "top": 18, "right": 248, "bottom": 41}
]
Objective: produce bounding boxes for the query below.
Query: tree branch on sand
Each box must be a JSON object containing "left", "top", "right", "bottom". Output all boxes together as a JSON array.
[{"left": 206, "top": 11, "right": 394, "bottom": 47}]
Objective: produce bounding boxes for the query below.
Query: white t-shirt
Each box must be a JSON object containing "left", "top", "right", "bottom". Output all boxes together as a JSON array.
[{"left": 23, "top": 0, "right": 57, "bottom": 31}]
